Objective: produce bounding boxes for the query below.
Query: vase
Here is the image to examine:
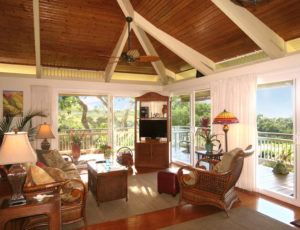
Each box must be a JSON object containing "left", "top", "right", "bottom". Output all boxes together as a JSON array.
[
  {"left": 205, "top": 142, "right": 213, "bottom": 154},
  {"left": 71, "top": 143, "right": 81, "bottom": 164}
]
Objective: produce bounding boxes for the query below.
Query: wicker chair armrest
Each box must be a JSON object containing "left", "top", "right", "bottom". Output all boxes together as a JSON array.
[
  {"left": 61, "top": 154, "right": 74, "bottom": 163},
  {"left": 195, "top": 158, "right": 219, "bottom": 169},
  {"left": 60, "top": 178, "right": 87, "bottom": 205},
  {"left": 177, "top": 166, "right": 201, "bottom": 188},
  {"left": 23, "top": 181, "right": 65, "bottom": 195}
]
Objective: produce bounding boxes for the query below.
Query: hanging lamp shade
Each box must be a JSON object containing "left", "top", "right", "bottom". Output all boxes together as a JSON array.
[{"left": 213, "top": 110, "right": 239, "bottom": 125}]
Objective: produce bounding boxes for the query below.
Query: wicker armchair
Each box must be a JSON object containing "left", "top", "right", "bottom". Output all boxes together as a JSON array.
[
  {"left": 22, "top": 178, "right": 87, "bottom": 229},
  {"left": 177, "top": 145, "right": 254, "bottom": 216}
]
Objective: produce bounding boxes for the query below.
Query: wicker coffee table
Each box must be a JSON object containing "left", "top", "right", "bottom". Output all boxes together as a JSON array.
[{"left": 88, "top": 161, "right": 128, "bottom": 206}]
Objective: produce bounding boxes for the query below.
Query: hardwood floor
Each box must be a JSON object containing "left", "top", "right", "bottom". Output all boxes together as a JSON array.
[{"left": 77, "top": 164, "right": 300, "bottom": 230}]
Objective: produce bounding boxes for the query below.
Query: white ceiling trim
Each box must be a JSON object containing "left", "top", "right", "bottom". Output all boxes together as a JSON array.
[
  {"left": 134, "top": 12, "right": 216, "bottom": 75},
  {"left": 104, "top": 24, "right": 128, "bottom": 82},
  {"left": 33, "top": 0, "right": 41, "bottom": 78},
  {"left": 116, "top": 0, "right": 168, "bottom": 85},
  {"left": 211, "top": 0, "right": 287, "bottom": 59}
]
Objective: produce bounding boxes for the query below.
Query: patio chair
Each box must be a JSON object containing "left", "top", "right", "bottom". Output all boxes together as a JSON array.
[{"left": 177, "top": 145, "right": 254, "bottom": 216}]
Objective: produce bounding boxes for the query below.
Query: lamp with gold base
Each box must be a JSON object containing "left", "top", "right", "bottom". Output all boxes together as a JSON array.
[{"left": 0, "top": 130, "right": 37, "bottom": 206}]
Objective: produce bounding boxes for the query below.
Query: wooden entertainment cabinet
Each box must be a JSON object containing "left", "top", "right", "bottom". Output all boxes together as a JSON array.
[{"left": 134, "top": 92, "right": 170, "bottom": 168}]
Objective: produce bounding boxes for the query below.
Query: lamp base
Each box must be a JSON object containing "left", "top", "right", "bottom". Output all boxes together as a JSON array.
[
  {"left": 7, "top": 164, "right": 27, "bottom": 207},
  {"left": 41, "top": 138, "right": 50, "bottom": 150}
]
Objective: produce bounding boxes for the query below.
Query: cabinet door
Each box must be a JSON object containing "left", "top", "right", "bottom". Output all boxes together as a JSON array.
[
  {"left": 152, "top": 143, "right": 169, "bottom": 168},
  {"left": 135, "top": 143, "right": 151, "bottom": 167}
]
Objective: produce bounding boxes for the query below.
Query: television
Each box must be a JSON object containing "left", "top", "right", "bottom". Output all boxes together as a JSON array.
[{"left": 139, "top": 120, "right": 167, "bottom": 139}]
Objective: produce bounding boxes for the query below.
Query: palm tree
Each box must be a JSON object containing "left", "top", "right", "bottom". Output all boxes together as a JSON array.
[{"left": 0, "top": 111, "right": 46, "bottom": 145}]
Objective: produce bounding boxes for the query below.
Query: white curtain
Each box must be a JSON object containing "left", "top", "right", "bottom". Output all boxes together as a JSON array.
[
  {"left": 211, "top": 75, "right": 257, "bottom": 191},
  {"left": 31, "top": 85, "right": 54, "bottom": 149}
]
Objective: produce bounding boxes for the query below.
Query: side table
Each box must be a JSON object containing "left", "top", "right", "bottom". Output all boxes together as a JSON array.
[
  {"left": 0, "top": 194, "right": 61, "bottom": 230},
  {"left": 195, "top": 150, "right": 223, "bottom": 161}
]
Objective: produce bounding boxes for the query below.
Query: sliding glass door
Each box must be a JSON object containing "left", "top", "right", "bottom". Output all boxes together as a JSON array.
[
  {"left": 171, "top": 94, "right": 191, "bottom": 164},
  {"left": 256, "top": 81, "right": 295, "bottom": 197}
]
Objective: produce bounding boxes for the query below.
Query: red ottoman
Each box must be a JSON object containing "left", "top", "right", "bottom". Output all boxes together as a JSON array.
[{"left": 157, "top": 168, "right": 179, "bottom": 196}]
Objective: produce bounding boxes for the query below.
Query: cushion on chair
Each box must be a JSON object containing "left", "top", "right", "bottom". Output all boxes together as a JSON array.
[
  {"left": 43, "top": 167, "right": 67, "bottom": 182},
  {"left": 30, "top": 165, "right": 55, "bottom": 185},
  {"left": 36, "top": 149, "right": 66, "bottom": 169},
  {"left": 213, "top": 148, "right": 242, "bottom": 173}
]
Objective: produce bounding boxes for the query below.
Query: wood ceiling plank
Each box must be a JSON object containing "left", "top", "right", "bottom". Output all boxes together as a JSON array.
[
  {"left": 245, "top": 0, "right": 300, "bottom": 41},
  {"left": 0, "top": 0, "right": 35, "bottom": 65},
  {"left": 39, "top": 0, "right": 125, "bottom": 70},
  {"left": 131, "top": 0, "right": 260, "bottom": 62}
]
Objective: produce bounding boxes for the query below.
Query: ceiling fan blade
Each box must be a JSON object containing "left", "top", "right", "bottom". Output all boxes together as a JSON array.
[{"left": 138, "top": 56, "right": 160, "bottom": 62}]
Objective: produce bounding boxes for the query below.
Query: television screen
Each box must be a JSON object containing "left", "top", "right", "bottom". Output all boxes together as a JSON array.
[{"left": 139, "top": 120, "right": 167, "bottom": 139}]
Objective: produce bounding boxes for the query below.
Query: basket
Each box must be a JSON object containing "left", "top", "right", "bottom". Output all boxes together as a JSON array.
[{"left": 116, "top": 147, "right": 133, "bottom": 170}]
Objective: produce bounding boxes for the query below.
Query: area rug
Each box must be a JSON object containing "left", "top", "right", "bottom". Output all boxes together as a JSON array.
[
  {"left": 159, "top": 206, "right": 295, "bottom": 230},
  {"left": 64, "top": 172, "right": 180, "bottom": 230}
]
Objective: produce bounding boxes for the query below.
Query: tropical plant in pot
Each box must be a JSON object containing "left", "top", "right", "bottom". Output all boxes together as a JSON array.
[
  {"left": 69, "top": 131, "right": 85, "bottom": 163},
  {"left": 198, "top": 118, "right": 220, "bottom": 153},
  {"left": 273, "top": 146, "right": 292, "bottom": 175}
]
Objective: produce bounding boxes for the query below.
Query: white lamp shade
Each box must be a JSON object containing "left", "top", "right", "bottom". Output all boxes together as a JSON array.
[
  {"left": 36, "top": 123, "right": 55, "bottom": 139},
  {"left": 0, "top": 132, "right": 37, "bottom": 165}
]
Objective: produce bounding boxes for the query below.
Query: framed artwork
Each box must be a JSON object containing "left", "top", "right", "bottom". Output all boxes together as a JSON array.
[{"left": 3, "top": 90, "right": 23, "bottom": 117}]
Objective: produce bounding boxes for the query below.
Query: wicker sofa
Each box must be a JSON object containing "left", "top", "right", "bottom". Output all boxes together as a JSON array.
[
  {"left": 177, "top": 145, "right": 254, "bottom": 216},
  {"left": 21, "top": 149, "right": 87, "bottom": 229}
]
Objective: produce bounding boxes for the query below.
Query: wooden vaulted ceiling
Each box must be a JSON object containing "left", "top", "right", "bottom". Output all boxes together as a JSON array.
[{"left": 0, "top": 0, "right": 300, "bottom": 79}]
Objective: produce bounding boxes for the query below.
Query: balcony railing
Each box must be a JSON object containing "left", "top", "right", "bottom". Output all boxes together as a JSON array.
[
  {"left": 172, "top": 126, "right": 294, "bottom": 166},
  {"left": 257, "top": 131, "right": 294, "bottom": 166},
  {"left": 58, "top": 127, "right": 135, "bottom": 154}
]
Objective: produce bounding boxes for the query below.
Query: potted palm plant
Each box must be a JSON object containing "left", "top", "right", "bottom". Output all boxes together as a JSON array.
[{"left": 0, "top": 111, "right": 46, "bottom": 145}]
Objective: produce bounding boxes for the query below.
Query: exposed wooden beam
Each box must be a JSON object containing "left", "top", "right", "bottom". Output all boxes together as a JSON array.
[
  {"left": 211, "top": 0, "right": 286, "bottom": 59},
  {"left": 117, "top": 0, "right": 168, "bottom": 85},
  {"left": 104, "top": 24, "right": 128, "bottom": 82},
  {"left": 132, "top": 25, "right": 168, "bottom": 84},
  {"left": 134, "top": 12, "right": 215, "bottom": 75},
  {"left": 33, "top": 0, "right": 41, "bottom": 78}
]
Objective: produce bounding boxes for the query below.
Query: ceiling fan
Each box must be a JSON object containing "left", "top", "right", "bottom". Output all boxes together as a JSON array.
[{"left": 108, "top": 17, "right": 160, "bottom": 64}]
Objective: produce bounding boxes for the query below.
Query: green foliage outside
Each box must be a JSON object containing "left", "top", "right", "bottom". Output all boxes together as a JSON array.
[
  {"left": 58, "top": 96, "right": 108, "bottom": 130},
  {"left": 171, "top": 96, "right": 211, "bottom": 126},
  {"left": 257, "top": 114, "right": 293, "bottom": 138}
]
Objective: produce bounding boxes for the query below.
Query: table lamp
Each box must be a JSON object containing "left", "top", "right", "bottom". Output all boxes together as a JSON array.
[
  {"left": 36, "top": 122, "right": 55, "bottom": 150},
  {"left": 0, "top": 130, "right": 37, "bottom": 206},
  {"left": 213, "top": 110, "right": 239, "bottom": 152}
]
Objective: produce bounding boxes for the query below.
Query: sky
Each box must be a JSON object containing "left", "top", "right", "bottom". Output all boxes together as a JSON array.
[{"left": 256, "top": 85, "right": 293, "bottom": 118}]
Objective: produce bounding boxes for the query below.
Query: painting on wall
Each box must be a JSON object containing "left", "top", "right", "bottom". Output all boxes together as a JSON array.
[{"left": 3, "top": 90, "right": 23, "bottom": 117}]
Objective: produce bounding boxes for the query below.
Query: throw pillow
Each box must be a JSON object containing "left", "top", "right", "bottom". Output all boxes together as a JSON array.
[
  {"left": 213, "top": 148, "right": 242, "bottom": 173},
  {"left": 36, "top": 149, "right": 66, "bottom": 169},
  {"left": 36, "top": 161, "right": 47, "bottom": 168},
  {"left": 43, "top": 167, "right": 67, "bottom": 182},
  {"left": 30, "top": 165, "right": 55, "bottom": 185}
]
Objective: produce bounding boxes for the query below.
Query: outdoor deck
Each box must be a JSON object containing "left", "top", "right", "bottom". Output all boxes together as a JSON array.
[{"left": 257, "top": 164, "right": 294, "bottom": 197}]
